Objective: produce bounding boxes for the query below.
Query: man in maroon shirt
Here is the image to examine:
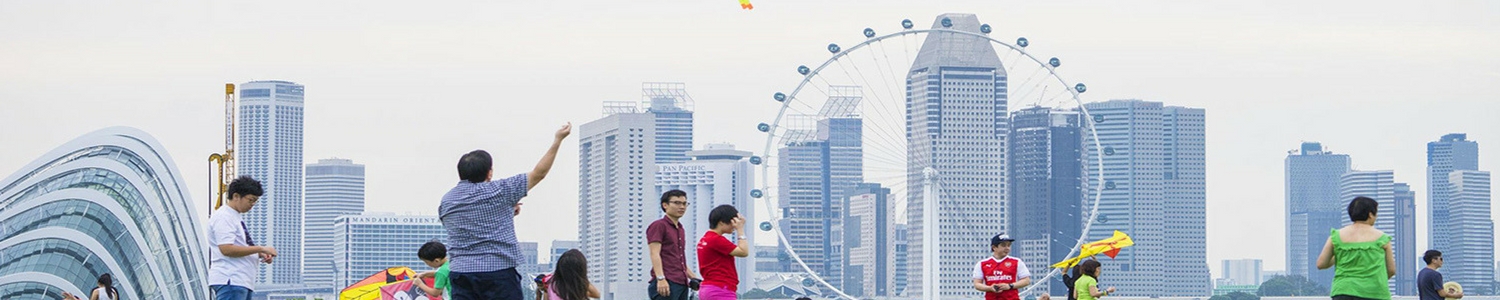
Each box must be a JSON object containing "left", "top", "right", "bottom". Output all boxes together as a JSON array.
[{"left": 647, "top": 190, "right": 702, "bottom": 300}]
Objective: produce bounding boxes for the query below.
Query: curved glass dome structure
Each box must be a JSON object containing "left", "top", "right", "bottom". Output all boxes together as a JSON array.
[{"left": 0, "top": 127, "right": 208, "bottom": 300}]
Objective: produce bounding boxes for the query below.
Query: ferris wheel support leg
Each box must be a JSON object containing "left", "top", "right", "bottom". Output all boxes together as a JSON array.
[{"left": 922, "top": 167, "right": 939, "bottom": 300}]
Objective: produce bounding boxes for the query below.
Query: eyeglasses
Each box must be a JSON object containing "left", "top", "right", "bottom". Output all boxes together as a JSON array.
[{"left": 669, "top": 201, "right": 690, "bottom": 206}]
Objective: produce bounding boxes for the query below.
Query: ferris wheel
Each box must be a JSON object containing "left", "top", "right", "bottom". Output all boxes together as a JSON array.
[{"left": 748, "top": 14, "right": 1108, "bottom": 299}]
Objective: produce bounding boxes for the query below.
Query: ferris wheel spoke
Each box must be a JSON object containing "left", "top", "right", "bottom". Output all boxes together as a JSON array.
[
  {"left": 1001, "top": 48, "right": 1022, "bottom": 75},
  {"left": 858, "top": 49, "right": 912, "bottom": 149},
  {"left": 1008, "top": 67, "right": 1049, "bottom": 104},
  {"left": 844, "top": 47, "right": 907, "bottom": 125},
  {"left": 862, "top": 151, "right": 908, "bottom": 169},
  {"left": 851, "top": 117, "right": 911, "bottom": 166},
  {"left": 1040, "top": 88, "right": 1074, "bottom": 109},
  {"left": 871, "top": 40, "right": 910, "bottom": 107},
  {"left": 828, "top": 59, "right": 911, "bottom": 155}
]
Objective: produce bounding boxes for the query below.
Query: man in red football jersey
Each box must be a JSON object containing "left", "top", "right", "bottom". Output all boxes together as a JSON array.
[{"left": 973, "top": 234, "right": 1032, "bottom": 300}]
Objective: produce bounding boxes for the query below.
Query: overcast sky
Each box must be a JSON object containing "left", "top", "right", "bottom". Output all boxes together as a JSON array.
[{"left": 3, "top": 0, "right": 1498, "bottom": 278}]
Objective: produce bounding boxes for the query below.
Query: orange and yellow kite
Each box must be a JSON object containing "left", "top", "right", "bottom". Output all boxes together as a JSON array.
[
  {"left": 738, "top": 0, "right": 753, "bottom": 10},
  {"left": 1051, "top": 230, "right": 1135, "bottom": 268}
]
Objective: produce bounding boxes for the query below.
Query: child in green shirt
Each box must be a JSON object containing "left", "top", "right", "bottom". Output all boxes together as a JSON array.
[{"left": 417, "top": 241, "right": 451, "bottom": 299}]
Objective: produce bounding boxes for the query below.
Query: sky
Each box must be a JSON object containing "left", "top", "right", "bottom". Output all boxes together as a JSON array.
[{"left": 2, "top": 0, "right": 1499, "bottom": 279}]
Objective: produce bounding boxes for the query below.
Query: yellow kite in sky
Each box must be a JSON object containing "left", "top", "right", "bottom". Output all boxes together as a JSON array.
[{"left": 1051, "top": 230, "right": 1135, "bottom": 269}]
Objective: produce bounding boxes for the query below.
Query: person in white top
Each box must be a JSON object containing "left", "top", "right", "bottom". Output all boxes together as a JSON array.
[
  {"left": 91, "top": 273, "right": 120, "bottom": 300},
  {"left": 207, "top": 176, "right": 277, "bottom": 300}
]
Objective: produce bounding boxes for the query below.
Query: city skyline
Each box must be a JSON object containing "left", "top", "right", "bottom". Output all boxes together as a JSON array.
[{"left": 3, "top": 0, "right": 1499, "bottom": 283}]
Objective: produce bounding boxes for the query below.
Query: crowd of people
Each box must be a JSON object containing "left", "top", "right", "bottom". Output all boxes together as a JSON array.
[{"left": 190, "top": 123, "right": 1469, "bottom": 300}]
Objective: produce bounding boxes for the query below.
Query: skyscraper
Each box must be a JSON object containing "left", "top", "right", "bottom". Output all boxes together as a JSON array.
[
  {"left": 904, "top": 14, "right": 1008, "bottom": 298},
  {"left": 1083, "top": 99, "right": 1164, "bottom": 296},
  {"left": 894, "top": 224, "right": 910, "bottom": 297},
  {"left": 1339, "top": 170, "right": 1416, "bottom": 294},
  {"left": 1285, "top": 142, "right": 1349, "bottom": 289},
  {"left": 654, "top": 143, "right": 756, "bottom": 293},
  {"left": 844, "top": 183, "right": 895, "bottom": 297},
  {"left": 1220, "top": 259, "right": 1263, "bottom": 286},
  {"left": 1394, "top": 183, "right": 1418, "bottom": 296},
  {"left": 644, "top": 82, "right": 695, "bottom": 164},
  {"left": 1162, "top": 106, "right": 1211, "bottom": 295},
  {"left": 550, "top": 240, "right": 579, "bottom": 265},
  {"left": 1427, "top": 134, "right": 1479, "bottom": 253},
  {"left": 518, "top": 242, "right": 547, "bottom": 275},
  {"left": 303, "top": 158, "right": 365, "bottom": 288},
  {"left": 237, "top": 80, "right": 305, "bottom": 285},
  {"left": 779, "top": 87, "right": 864, "bottom": 295},
  {"left": 1007, "top": 107, "right": 1084, "bottom": 296},
  {"left": 578, "top": 92, "right": 694, "bottom": 299},
  {"left": 332, "top": 213, "right": 446, "bottom": 288},
  {"left": 578, "top": 109, "right": 654, "bottom": 300},
  {"left": 1081, "top": 99, "right": 1210, "bottom": 297},
  {"left": 1447, "top": 170, "right": 1494, "bottom": 295}
]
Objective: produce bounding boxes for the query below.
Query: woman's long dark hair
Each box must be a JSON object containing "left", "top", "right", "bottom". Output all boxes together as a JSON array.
[
  {"left": 97, "top": 273, "right": 119, "bottom": 300},
  {"left": 552, "top": 249, "right": 590, "bottom": 300},
  {"left": 1079, "top": 259, "right": 1102, "bottom": 280}
]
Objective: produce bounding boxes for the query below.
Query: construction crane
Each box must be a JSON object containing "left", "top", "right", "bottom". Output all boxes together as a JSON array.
[{"left": 208, "top": 83, "right": 236, "bottom": 215}]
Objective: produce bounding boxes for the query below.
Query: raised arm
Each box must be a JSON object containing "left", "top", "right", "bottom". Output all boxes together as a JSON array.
[
  {"left": 730, "top": 217, "right": 751, "bottom": 257},
  {"left": 528, "top": 122, "right": 571, "bottom": 190}
]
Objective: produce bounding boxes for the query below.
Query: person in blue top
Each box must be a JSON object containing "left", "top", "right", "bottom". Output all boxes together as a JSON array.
[
  {"left": 440, "top": 123, "right": 571, "bottom": 300},
  {"left": 1417, "top": 250, "right": 1464, "bottom": 300}
]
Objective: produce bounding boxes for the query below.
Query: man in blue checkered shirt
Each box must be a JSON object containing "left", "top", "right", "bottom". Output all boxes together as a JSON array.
[{"left": 440, "top": 122, "right": 571, "bottom": 300}]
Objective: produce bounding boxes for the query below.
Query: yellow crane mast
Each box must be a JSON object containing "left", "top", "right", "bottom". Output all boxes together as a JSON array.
[{"left": 208, "top": 83, "right": 236, "bottom": 214}]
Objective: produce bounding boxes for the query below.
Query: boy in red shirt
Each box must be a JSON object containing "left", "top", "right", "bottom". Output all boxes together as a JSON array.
[
  {"left": 973, "top": 234, "right": 1032, "bottom": 300},
  {"left": 696, "top": 205, "right": 750, "bottom": 300}
]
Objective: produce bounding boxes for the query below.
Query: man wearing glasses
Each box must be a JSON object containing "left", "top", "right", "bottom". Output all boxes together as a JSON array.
[
  {"left": 1418, "top": 250, "right": 1464, "bottom": 300},
  {"left": 207, "top": 176, "right": 277, "bottom": 300},
  {"left": 647, "top": 190, "right": 703, "bottom": 300}
]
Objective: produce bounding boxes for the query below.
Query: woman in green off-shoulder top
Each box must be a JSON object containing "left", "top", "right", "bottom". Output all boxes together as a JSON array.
[{"left": 1317, "top": 196, "right": 1397, "bottom": 300}]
